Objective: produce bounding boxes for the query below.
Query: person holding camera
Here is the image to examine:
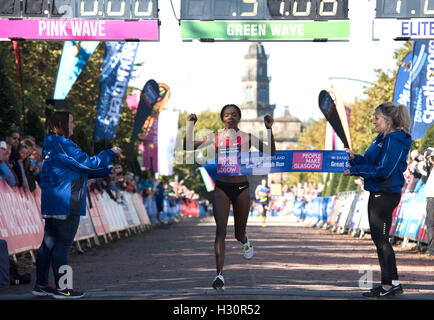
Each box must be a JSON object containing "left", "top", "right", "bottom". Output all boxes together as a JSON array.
[{"left": 423, "top": 147, "right": 434, "bottom": 256}]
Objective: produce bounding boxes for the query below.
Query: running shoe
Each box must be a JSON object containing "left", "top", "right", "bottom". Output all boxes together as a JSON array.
[
  {"left": 32, "top": 284, "right": 57, "bottom": 297},
  {"left": 242, "top": 237, "right": 254, "bottom": 259},
  {"left": 212, "top": 274, "right": 225, "bottom": 293},
  {"left": 362, "top": 285, "right": 395, "bottom": 297},
  {"left": 53, "top": 288, "right": 85, "bottom": 299},
  {"left": 389, "top": 283, "right": 404, "bottom": 295}
]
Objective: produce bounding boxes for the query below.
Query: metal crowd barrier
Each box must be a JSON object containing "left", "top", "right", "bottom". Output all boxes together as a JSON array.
[{"left": 255, "top": 186, "right": 428, "bottom": 247}]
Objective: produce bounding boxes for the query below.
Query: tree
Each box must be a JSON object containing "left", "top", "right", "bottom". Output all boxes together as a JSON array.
[
  {"left": 0, "top": 42, "right": 21, "bottom": 136},
  {"left": 420, "top": 124, "right": 434, "bottom": 154},
  {"left": 172, "top": 110, "right": 223, "bottom": 201}
]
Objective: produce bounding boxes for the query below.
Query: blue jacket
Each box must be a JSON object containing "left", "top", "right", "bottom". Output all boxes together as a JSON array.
[
  {"left": 40, "top": 134, "right": 114, "bottom": 216},
  {"left": 350, "top": 130, "right": 411, "bottom": 193}
]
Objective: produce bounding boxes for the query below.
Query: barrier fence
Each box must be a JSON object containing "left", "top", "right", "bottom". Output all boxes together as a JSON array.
[
  {"left": 2, "top": 176, "right": 428, "bottom": 260},
  {"left": 261, "top": 184, "right": 429, "bottom": 246},
  {"left": 0, "top": 179, "right": 209, "bottom": 260}
]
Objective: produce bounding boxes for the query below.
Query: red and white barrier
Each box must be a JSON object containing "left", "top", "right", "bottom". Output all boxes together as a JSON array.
[{"left": 0, "top": 179, "right": 153, "bottom": 256}]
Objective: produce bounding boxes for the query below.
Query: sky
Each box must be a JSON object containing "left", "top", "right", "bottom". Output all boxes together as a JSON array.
[{"left": 130, "top": 0, "right": 403, "bottom": 122}]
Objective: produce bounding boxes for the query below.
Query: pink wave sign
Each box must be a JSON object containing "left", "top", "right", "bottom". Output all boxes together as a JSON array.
[
  {"left": 0, "top": 19, "right": 159, "bottom": 40},
  {"left": 292, "top": 151, "right": 323, "bottom": 170}
]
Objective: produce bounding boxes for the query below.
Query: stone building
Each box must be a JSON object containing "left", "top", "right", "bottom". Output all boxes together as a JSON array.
[{"left": 237, "top": 42, "right": 303, "bottom": 190}]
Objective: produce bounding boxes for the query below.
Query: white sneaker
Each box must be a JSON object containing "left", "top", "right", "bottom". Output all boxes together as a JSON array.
[
  {"left": 212, "top": 274, "right": 225, "bottom": 292},
  {"left": 242, "top": 237, "right": 254, "bottom": 259}
]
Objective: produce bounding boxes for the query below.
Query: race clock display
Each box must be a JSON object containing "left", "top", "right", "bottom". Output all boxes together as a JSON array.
[
  {"left": 376, "top": 0, "right": 434, "bottom": 19},
  {"left": 181, "top": 0, "right": 348, "bottom": 21},
  {"left": 0, "top": 0, "right": 158, "bottom": 19},
  {"left": 181, "top": 0, "right": 350, "bottom": 41}
]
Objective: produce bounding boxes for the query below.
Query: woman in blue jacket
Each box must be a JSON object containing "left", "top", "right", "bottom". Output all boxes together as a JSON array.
[
  {"left": 32, "top": 111, "right": 121, "bottom": 299},
  {"left": 344, "top": 102, "right": 411, "bottom": 298}
]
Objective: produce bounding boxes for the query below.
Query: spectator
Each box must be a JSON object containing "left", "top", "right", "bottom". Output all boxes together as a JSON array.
[
  {"left": 405, "top": 149, "right": 424, "bottom": 192},
  {"left": 31, "top": 145, "right": 43, "bottom": 184},
  {"left": 0, "top": 141, "right": 16, "bottom": 187},
  {"left": 12, "top": 144, "right": 36, "bottom": 192},
  {"left": 155, "top": 181, "right": 165, "bottom": 223},
  {"left": 22, "top": 138, "right": 42, "bottom": 178},
  {"left": 423, "top": 147, "right": 434, "bottom": 257},
  {"left": 5, "top": 130, "right": 20, "bottom": 162},
  {"left": 33, "top": 110, "right": 120, "bottom": 299}
]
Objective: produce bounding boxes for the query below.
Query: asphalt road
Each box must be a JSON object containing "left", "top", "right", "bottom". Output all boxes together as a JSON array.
[{"left": 1, "top": 216, "right": 433, "bottom": 302}]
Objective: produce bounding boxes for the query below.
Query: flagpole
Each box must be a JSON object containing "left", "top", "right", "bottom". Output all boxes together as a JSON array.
[{"left": 12, "top": 40, "right": 25, "bottom": 133}]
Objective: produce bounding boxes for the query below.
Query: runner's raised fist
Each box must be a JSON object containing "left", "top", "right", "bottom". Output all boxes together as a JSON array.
[
  {"left": 187, "top": 114, "right": 197, "bottom": 124},
  {"left": 264, "top": 114, "right": 274, "bottom": 129}
]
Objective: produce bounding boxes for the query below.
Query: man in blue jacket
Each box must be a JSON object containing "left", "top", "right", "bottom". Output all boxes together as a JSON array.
[{"left": 32, "top": 111, "right": 121, "bottom": 299}]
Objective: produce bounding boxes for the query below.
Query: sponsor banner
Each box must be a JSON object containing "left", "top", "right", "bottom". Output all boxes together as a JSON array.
[
  {"left": 181, "top": 20, "right": 350, "bottom": 41},
  {"left": 75, "top": 213, "right": 96, "bottom": 241},
  {"left": 204, "top": 150, "right": 349, "bottom": 178},
  {"left": 87, "top": 192, "right": 107, "bottom": 236},
  {"left": 319, "top": 88, "right": 352, "bottom": 149},
  {"left": 157, "top": 110, "right": 179, "bottom": 176},
  {"left": 393, "top": 52, "right": 412, "bottom": 109},
  {"left": 0, "top": 180, "right": 44, "bottom": 253},
  {"left": 121, "top": 192, "right": 142, "bottom": 227},
  {"left": 54, "top": 41, "right": 99, "bottom": 99},
  {"left": 409, "top": 40, "right": 434, "bottom": 140},
  {"left": 0, "top": 19, "right": 159, "bottom": 40},
  {"left": 180, "top": 201, "right": 199, "bottom": 217},
  {"left": 199, "top": 167, "right": 215, "bottom": 192},
  {"left": 94, "top": 41, "right": 139, "bottom": 140},
  {"left": 142, "top": 121, "right": 158, "bottom": 173},
  {"left": 130, "top": 79, "right": 159, "bottom": 147},
  {"left": 132, "top": 193, "right": 152, "bottom": 225}
]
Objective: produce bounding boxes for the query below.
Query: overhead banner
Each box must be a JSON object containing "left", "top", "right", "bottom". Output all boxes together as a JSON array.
[
  {"left": 393, "top": 51, "right": 412, "bottom": 109},
  {"left": 203, "top": 150, "right": 349, "bottom": 180},
  {"left": 94, "top": 41, "right": 139, "bottom": 141},
  {"left": 409, "top": 40, "right": 434, "bottom": 140},
  {"left": 157, "top": 110, "right": 179, "bottom": 176},
  {"left": 54, "top": 41, "right": 99, "bottom": 99}
]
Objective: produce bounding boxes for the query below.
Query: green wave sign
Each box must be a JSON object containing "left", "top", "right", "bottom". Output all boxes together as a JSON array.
[{"left": 181, "top": 20, "right": 349, "bottom": 41}]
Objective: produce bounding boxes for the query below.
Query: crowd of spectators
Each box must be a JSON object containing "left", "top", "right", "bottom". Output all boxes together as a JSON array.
[
  {"left": 403, "top": 148, "right": 433, "bottom": 193},
  {"left": 250, "top": 181, "right": 325, "bottom": 217},
  {"left": 0, "top": 129, "right": 206, "bottom": 224},
  {"left": 0, "top": 130, "right": 42, "bottom": 191}
]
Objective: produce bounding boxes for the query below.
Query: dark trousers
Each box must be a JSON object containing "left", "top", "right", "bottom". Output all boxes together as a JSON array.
[
  {"left": 368, "top": 192, "right": 401, "bottom": 285},
  {"left": 35, "top": 215, "right": 80, "bottom": 288},
  {"left": 426, "top": 198, "right": 434, "bottom": 255}
]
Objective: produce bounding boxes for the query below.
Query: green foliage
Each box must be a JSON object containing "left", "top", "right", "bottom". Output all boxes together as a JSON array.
[
  {"left": 336, "top": 174, "right": 349, "bottom": 193},
  {"left": 321, "top": 173, "right": 330, "bottom": 196},
  {"left": 326, "top": 173, "right": 341, "bottom": 196},
  {"left": 345, "top": 176, "right": 358, "bottom": 192},
  {"left": 0, "top": 42, "right": 21, "bottom": 136},
  {"left": 171, "top": 109, "right": 223, "bottom": 201},
  {"left": 420, "top": 124, "right": 434, "bottom": 153}
]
